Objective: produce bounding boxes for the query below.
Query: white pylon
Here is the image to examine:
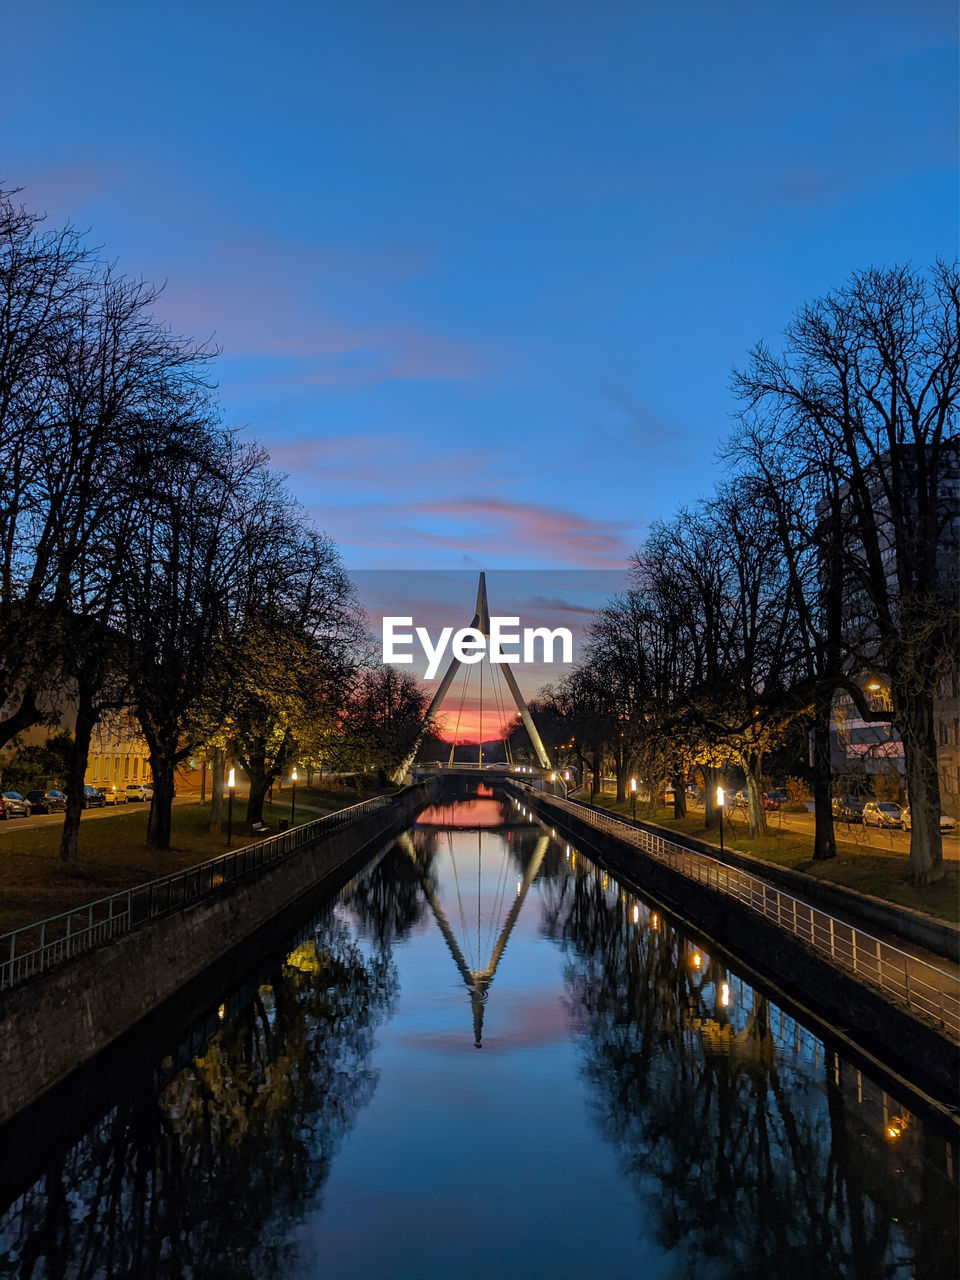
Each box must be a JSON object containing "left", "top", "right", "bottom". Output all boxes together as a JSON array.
[{"left": 391, "top": 571, "right": 553, "bottom": 782}]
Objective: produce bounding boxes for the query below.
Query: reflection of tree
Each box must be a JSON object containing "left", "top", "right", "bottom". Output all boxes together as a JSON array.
[
  {"left": 552, "top": 860, "right": 958, "bottom": 1279},
  {"left": 344, "top": 837, "right": 437, "bottom": 949},
  {"left": 0, "top": 914, "right": 396, "bottom": 1279}
]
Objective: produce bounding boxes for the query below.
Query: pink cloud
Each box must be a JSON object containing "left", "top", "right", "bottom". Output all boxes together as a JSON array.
[{"left": 311, "top": 496, "right": 633, "bottom": 568}]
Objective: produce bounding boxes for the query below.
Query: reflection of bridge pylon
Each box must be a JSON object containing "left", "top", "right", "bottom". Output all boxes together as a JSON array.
[
  {"left": 391, "top": 572, "right": 552, "bottom": 782},
  {"left": 397, "top": 830, "right": 549, "bottom": 1047}
]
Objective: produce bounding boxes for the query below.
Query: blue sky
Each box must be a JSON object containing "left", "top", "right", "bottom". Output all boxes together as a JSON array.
[{"left": 3, "top": 0, "right": 957, "bottom": 578}]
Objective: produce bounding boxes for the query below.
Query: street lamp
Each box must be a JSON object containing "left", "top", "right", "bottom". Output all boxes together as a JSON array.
[
  {"left": 716, "top": 786, "right": 725, "bottom": 853},
  {"left": 290, "top": 767, "right": 298, "bottom": 826},
  {"left": 630, "top": 776, "right": 638, "bottom": 823},
  {"left": 226, "top": 767, "right": 236, "bottom": 848}
]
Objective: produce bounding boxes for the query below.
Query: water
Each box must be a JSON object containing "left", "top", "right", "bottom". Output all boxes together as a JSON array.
[{"left": 0, "top": 792, "right": 956, "bottom": 1279}]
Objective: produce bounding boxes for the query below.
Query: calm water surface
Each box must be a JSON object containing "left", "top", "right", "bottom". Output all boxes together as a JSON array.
[{"left": 1, "top": 792, "right": 957, "bottom": 1279}]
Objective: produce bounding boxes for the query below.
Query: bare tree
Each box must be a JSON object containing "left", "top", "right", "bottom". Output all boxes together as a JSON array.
[{"left": 734, "top": 263, "right": 960, "bottom": 883}]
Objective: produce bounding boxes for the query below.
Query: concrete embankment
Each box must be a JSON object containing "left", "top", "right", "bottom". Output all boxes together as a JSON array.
[
  {"left": 0, "top": 780, "right": 440, "bottom": 1124},
  {"left": 518, "top": 787, "right": 960, "bottom": 1115}
]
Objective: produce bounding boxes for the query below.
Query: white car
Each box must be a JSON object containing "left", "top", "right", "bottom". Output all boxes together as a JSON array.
[
  {"left": 901, "top": 808, "right": 956, "bottom": 833},
  {"left": 862, "top": 801, "right": 903, "bottom": 829},
  {"left": 125, "top": 783, "right": 154, "bottom": 802}
]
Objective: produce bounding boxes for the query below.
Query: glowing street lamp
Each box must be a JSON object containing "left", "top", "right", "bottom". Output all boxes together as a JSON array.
[
  {"left": 630, "top": 776, "right": 638, "bottom": 822},
  {"left": 226, "top": 766, "right": 236, "bottom": 848},
  {"left": 290, "top": 767, "right": 298, "bottom": 826},
  {"left": 716, "top": 786, "right": 725, "bottom": 854}
]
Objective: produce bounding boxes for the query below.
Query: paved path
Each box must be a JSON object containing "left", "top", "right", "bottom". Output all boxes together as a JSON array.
[{"left": 0, "top": 796, "right": 198, "bottom": 837}]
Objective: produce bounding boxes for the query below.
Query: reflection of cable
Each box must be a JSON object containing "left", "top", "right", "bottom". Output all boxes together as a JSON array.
[
  {"left": 450, "top": 842, "right": 473, "bottom": 968},
  {"left": 484, "top": 838, "right": 511, "bottom": 964}
]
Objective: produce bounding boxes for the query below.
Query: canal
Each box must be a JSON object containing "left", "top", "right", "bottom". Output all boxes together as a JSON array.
[{"left": 0, "top": 789, "right": 956, "bottom": 1278}]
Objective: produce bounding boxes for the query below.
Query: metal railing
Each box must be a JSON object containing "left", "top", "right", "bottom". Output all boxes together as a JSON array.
[
  {"left": 516, "top": 786, "right": 960, "bottom": 1039},
  {"left": 0, "top": 794, "right": 394, "bottom": 993}
]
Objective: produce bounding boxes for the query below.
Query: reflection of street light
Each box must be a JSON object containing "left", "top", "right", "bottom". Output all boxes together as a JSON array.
[
  {"left": 290, "top": 768, "right": 298, "bottom": 826},
  {"left": 630, "top": 776, "right": 638, "bottom": 822},
  {"left": 716, "top": 786, "right": 725, "bottom": 854},
  {"left": 226, "top": 767, "right": 236, "bottom": 848}
]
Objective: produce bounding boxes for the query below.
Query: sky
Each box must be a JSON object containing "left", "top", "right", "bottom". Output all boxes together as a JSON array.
[{"left": 3, "top": 0, "right": 957, "bottom": 736}]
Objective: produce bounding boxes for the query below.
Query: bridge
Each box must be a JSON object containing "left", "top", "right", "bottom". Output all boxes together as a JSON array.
[{"left": 392, "top": 572, "right": 556, "bottom": 783}]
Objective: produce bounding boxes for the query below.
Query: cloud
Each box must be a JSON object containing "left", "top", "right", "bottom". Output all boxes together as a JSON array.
[{"left": 400, "top": 496, "right": 634, "bottom": 566}]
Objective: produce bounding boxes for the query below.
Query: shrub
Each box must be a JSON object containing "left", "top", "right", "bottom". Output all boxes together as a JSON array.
[{"left": 784, "top": 775, "right": 807, "bottom": 805}]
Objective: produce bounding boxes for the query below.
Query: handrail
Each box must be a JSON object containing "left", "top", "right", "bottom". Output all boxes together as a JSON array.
[
  {"left": 0, "top": 793, "right": 396, "bottom": 993},
  {"left": 513, "top": 784, "right": 960, "bottom": 1040}
]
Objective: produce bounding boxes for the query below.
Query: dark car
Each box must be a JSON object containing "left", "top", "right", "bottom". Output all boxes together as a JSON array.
[
  {"left": 832, "top": 795, "right": 865, "bottom": 823},
  {"left": 81, "top": 784, "right": 105, "bottom": 809},
  {"left": 0, "top": 790, "right": 32, "bottom": 818},
  {"left": 25, "top": 789, "right": 67, "bottom": 814},
  {"left": 764, "top": 790, "right": 790, "bottom": 811}
]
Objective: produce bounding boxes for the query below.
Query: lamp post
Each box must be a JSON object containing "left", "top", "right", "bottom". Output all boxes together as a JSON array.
[
  {"left": 630, "top": 776, "right": 637, "bottom": 823},
  {"left": 290, "top": 767, "right": 298, "bottom": 827},
  {"left": 716, "top": 786, "right": 725, "bottom": 853},
  {"left": 226, "top": 767, "right": 236, "bottom": 848}
]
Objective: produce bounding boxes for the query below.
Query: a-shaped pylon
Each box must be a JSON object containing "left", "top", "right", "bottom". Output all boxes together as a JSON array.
[{"left": 391, "top": 572, "right": 552, "bottom": 782}]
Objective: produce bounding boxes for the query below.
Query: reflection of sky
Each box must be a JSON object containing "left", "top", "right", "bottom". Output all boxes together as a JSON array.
[
  {"left": 353, "top": 568, "right": 629, "bottom": 739},
  {"left": 4, "top": 3, "right": 954, "bottom": 575}
]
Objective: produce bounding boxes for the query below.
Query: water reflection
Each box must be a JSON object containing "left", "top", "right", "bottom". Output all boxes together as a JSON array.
[
  {"left": 0, "top": 792, "right": 955, "bottom": 1279},
  {"left": 0, "top": 915, "right": 396, "bottom": 1279},
  {"left": 547, "top": 842, "right": 959, "bottom": 1280}
]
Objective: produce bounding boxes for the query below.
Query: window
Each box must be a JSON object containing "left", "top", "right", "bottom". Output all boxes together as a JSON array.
[
  {"left": 123, "top": 756, "right": 130, "bottom": 780},
  {"left": 113, "top": 757, "right": 120, "bottom": 781},
  {"left": 133, "top": 757, "right": 139, "bottom": 780}
]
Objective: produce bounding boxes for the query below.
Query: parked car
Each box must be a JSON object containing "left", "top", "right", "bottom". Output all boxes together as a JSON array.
[
  {"left": 901, "top": 808, "right": 957, "bottom": 833},
  {"left": 764, "top": 790, "right": 790, "bottom": 811},
  {"left": 863, "top": 801, "right": 903, "bottom": 829},
  {"left": 25, "top": 789, "right": 67, "bottom": 814},
  {"left": 0, "top": 790, "right": 32, "bottom": 818},
  {"left": 81, "top": 784, "right": 105, "bottom": 809},
  {"left": 99, "top": 783, "right": 128, "bottom": 806},
  {"left": 831, "top": 796, "right": 865, "bottom": 823},
  {"left": 125, "top": 783, "right": 153, "bottom": 802}
]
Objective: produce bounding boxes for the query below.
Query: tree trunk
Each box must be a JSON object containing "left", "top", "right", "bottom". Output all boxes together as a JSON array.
[
  {"left": 811, "top": 687, "right": 837, "bottom": 861},
  {"left": 59, "top": 697, "right": 97, "bottom": 864},
  {"left": 615, "top": 760, "right": 627, "bottom": 803},
  {"left": 245, "top": 750, "right": 271, "bottom": 826},
  {"left": 703, "top": 766, "right": 718, "bottom": 829},
  {"left": 207, "top": 747, "right": 225, "bottom": 831},
  {"left": 591, "top": 751, "right": 602, "bottom": 799},
  {"left": 672, "top": 767, "right": 687, "bottom": 819},
  {"left": 743, "top": 759, "right": 767, "bottom": 838},
  {"left": 896, "top": 687, "right": 943, "bottom": 884},
  {"left": 146, "top": 751, "right": 177, "bottom": 849}
]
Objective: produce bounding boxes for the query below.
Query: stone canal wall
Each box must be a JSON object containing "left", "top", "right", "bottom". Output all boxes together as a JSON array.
[
  {"left": 0, "top": 780, "right": 440, "bottom": 1124},
  {"left": 518, "top": 788, "right": 960, "bottom": 1113}
]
